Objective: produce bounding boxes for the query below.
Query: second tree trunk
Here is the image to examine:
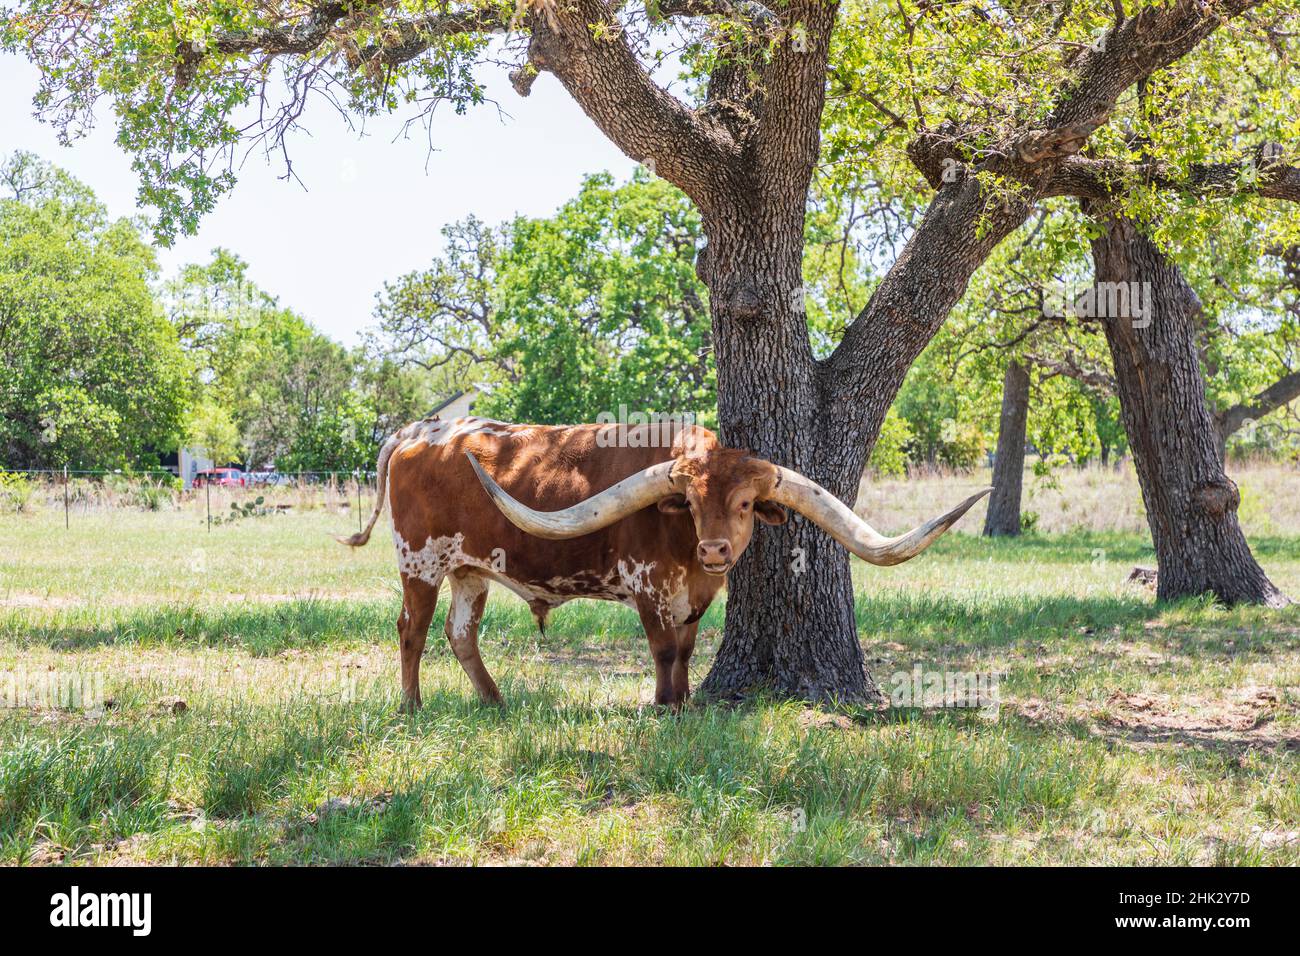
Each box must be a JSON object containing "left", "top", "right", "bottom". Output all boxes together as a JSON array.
[
  {"left": 1090, "top": 215, "right": 1288, "bottom": 607},
  {"left": 984, "top": 359, "right": 1030, "bottom": 537}
]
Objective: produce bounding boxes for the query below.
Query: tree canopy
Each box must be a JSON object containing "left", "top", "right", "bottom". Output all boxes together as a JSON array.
[
  {"left": 372, "top": 171, "right": 715, "bottom": 425},
  {"left": 0, "top": 151, "right": 189, "bottom": 470},
  {"left": 168, "top": 248, "right": 432, "bottom": 471}
]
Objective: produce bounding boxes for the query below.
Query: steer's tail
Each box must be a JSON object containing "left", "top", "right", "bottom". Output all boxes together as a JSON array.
[{"left": 336, "top": 432, "right": 400, "bottom": 548}]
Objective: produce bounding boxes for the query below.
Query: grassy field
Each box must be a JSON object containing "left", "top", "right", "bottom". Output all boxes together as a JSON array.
[{"left": 2, "top": 465, "right": 1298, "bottom": 865}]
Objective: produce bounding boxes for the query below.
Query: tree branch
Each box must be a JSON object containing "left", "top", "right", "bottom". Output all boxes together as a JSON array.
[
  {"left": 907, "top": 0, "right": 1267, "bottom": 192},
  {"left": 206, "top": 2, "right": 354, "bottom": 56},
  {"left": 752, "top": 0, "right": 840, "bottom": 213},
  {"left": 823, "top": 0, "right": 1264, "bottom": 431},
  {"left": 1216, "top": 370, "right": 1300, "bottom": 439},
  {"left": 188, "top": 3, "right": 508, "bottom": 62},
  {"left": 1026, "top": 353, "right": 1117, "bottom": 393},
  {"left": 177, "top": 2, "right": 741, "bottom": 209},
  {"left": 1040, "top": 0, "right": 1261, "bottom": 134},
  {"left": 1046, "top": 148, "right": 1300, "bottom": 204},
  {"left": 520, "top": 1, "right": 742, "bottom": 210},
  {"left": 656, "top": 0, "right": 743, "bottom": 16}
]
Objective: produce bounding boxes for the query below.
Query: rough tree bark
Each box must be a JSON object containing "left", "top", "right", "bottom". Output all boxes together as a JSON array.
[
  {"left": 695, "top": 188, "right": 1031, "bottom": 701},
  {"left": 983, "top": 360, "right": 1031, "bottom": 536},
  {"left": 444, "top": 0, "right": 1281, "bottom": 697},
  {"left": 699, "top": 225, "right": 878, "bottom": 701},
  {"left": 1089, "top": 214, "right": 1289, "bottom": 607},
  {"left": 693, "top": 3, "right": 878, "bottom": 702}
]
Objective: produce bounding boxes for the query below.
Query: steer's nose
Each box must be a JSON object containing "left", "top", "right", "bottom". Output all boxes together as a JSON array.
[{"left": 697, "top": 539, "right": 733, "bottom": 571}]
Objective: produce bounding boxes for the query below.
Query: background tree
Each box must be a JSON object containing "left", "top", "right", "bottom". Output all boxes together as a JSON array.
[
  {"left": 826, "top": 0, "right": 1300, "bottom": 602},
  {"left": 168, "top": 249, "right": 431, "bottom": 471},
  {"left": 983, "top": 359, "right": 1030, "bottom": 537},
  {"left": 0, "top": 152, "right": 189, "bottom": 470},
  {"left": 372, "top": 172, "right": 715, "bottom": 425},
  {"left": 1090, "top": 213, "right": 1290, "bottom": 606},
  {"left": 926, "top": 210, "right": 1125, "bottom": 535}
]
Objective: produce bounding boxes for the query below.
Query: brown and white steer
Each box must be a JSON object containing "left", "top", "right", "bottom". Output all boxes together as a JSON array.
[{"left": 341, "top": 416, "right": 989, "bottom": 710}]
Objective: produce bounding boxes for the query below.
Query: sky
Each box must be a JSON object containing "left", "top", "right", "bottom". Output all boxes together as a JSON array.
[{"left": 0, "top": 53, "right": 637, "bottom": 345}]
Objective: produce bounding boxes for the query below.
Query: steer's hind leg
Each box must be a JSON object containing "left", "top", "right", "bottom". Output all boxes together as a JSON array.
[
  {"left": 445, "top": 571, "right": 502, "bottom": 705},
  {"left": 398, "top": 574, "right": 441, "bottom": 713}
]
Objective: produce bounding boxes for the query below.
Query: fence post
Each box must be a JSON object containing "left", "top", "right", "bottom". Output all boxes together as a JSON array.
[
  {"left": 63, "top": 465, "right": 69, "bottom": 529},
  {"left": 356, "top": 469, "right": 362, "bottom": 532},
  {"left": 206, "top": 479, "right": 211, "bottom": 533}
]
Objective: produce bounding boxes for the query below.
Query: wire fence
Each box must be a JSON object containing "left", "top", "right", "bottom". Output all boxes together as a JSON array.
[{"left": 0, "top": 468, "right": 379, "bottom": 532}]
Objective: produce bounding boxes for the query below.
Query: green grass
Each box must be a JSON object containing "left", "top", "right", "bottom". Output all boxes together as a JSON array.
[{"left": 1, "top": 508, "right": 1298, "bottom": 865}]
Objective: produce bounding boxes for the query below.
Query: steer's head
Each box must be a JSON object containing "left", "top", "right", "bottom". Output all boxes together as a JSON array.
[
  {"left": 466, "top": 424, "right": 991, "bottom": 574},
  {"left": 654, "top": 427, "right": 786, "bottom": 575}
]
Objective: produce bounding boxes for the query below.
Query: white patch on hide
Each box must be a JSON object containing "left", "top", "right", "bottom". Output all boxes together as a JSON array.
[
  {"left": 393, "top": 531, "right": 697, "bottom": 630},
  {"left": 446, "top": 575, "right": 488, "bottom": 644},
  {"left": 664, "top": 575, "right": 692, "bottom": 626},
  {"left": 408, "top": 416, "right": 517, "bottom": 448},
  {"left": 393, "top": 530, "right": 485, "bottom": 586}
]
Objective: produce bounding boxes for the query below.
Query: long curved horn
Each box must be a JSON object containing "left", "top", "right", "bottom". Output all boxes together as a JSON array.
[
  {"left": 466, "top": 453, "right": 677, "bottom": 539},
  {"left": 767, "top": 467, "right": 992, "bottom": 566}
]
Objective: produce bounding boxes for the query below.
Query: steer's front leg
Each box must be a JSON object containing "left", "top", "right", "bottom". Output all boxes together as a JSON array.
[
  {"left": 636, "top": 605, "right": 682, "bottom": 711},
  {"left": 672, "top": 621, "right": 699, "bottom": 705}
]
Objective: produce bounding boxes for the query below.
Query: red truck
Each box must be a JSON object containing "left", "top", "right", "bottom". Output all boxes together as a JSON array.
[{"left": 194, "top": 468, "right": 246, "bottom": 488}]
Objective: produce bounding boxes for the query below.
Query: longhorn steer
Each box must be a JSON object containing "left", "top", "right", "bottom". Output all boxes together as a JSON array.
[{"left": 341, "top": 416, "right": 989, "bottom": 710}]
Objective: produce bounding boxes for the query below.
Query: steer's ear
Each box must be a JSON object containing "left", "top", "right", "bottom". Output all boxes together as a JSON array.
[
  {"left": 754, "top": 500, "right": 788, "bottom": 525},
  {"left": 656, "top": 494, "right": 690, "bottom": 515}
]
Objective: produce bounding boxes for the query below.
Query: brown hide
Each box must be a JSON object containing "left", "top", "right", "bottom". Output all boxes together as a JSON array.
[{"left": 371, "top": 417, "right": 744, "bottom": 710}]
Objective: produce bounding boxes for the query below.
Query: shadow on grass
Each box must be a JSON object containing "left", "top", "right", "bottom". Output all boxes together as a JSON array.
[
  {"left": 0, "top": 591, "right": 723, "bottom": 655},
  {"left": 1080, "top": 718, "right": 1299, "bottom": 758},
  {"left": 8, "top": 586, "right": 1291, "bottom": 664},
  {"left": 6, "top": 528, "right": 1295, "bottom": 666},
  {"left": 930, "top": 530, "right": 1298, "bottom": 564},
  {"left": 1151, "top": 609, "right": 1300, "bottom": 658},
  {"left": 925, "top": 531, "right": 1157, "bottom": 565},
  {"left": 0, "top": 599, "right": 397, "bottom": 654},
  {"left": 854, "top": 590, "right": 1161, "bottom": 646},
  {"left": 5, "top": 667, "right": 1283, "bottom": 865}
]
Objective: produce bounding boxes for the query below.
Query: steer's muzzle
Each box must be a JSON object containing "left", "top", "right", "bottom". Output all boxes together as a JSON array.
[{"left": 697, "top": 539, "right": 733, "bottom": 575}]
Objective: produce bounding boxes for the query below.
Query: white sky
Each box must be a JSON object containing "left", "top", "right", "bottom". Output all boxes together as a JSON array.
[{"left": 0, "top": 53, "right": 637, "bottom": 345}]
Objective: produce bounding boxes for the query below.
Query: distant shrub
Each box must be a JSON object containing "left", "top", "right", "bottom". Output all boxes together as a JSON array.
[
  {"left": 101, "top": 474, "right": 179, "bottom": 511},
  {"left": 0, "top": 472, "right": 39, "bottom": 514},
  {"left": 936, "top": 421, "right": 986, "bottom": 472},
  {"left": 132, "top": 482, "right": 174, "bottom": 512}
]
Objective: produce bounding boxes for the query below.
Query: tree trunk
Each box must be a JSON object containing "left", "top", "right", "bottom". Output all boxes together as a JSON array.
[
  {"left": 695, "top": 205, "right": 877, "bottom": 705},
  {"left": 693, "top": 147, "right": 1041, "bottom": 705},
  {"left": 1089, "top": 215, "right": 1289, "bottom": 607},
  {"left": 983, "top": 359, "right": 1030, "bottom": 536}
]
